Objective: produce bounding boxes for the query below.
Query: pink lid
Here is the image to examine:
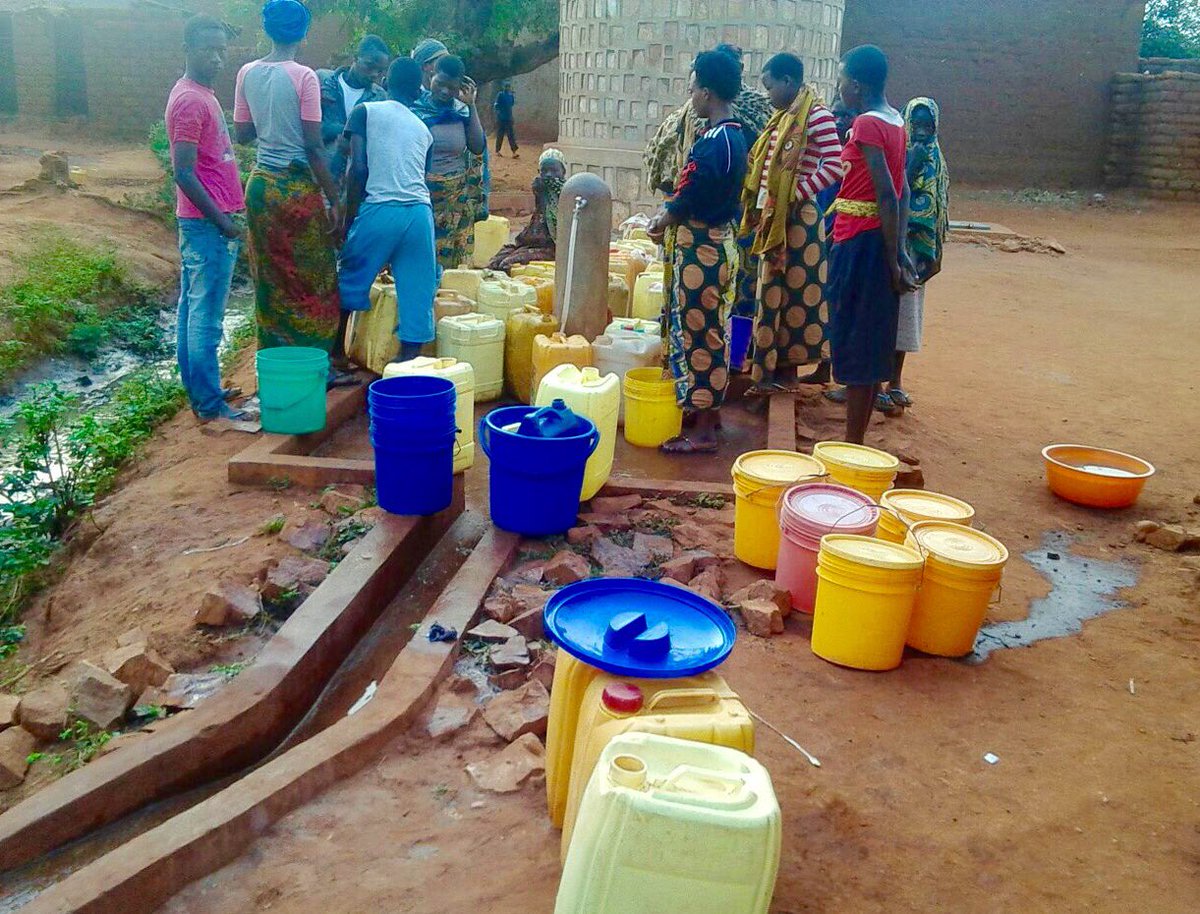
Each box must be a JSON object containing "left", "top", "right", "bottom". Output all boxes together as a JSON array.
[{"left": 780, "top": 483, "right": 879, "bottom": 541}]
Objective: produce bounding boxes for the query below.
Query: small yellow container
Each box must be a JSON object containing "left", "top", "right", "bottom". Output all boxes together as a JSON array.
[
  {"left": 622, "top": 367, "right": 682, "bottom": 447},
  {"left": 472, "top": 215, "right": 510, "bottom": 267},
  {"left": 811, "top": 535, "right": 924, "bottom": 671},
  {"left": 905, "top": 521, "right": 1009, "bottom": 657},
  {"left": 812, "top": 441, "right": 900, "bottom": 503},
  {"left": 559, "top": 673, "right": 754, "bottom": 859},
  {"left": 631, "top": 271, "right": 666, "bottom": 321},
  {"left": 382, "top": 357, "right": 475, "bottom": 473},
  {"left": 346, "top": 282, "right": 399, "bottom": 374},
  {"left": 477, "top": 277, "right": 537, "bottom": 323},
  {"left": 732, "top": 450, "right": 827, "bottom": 570},
  {"left": 504, "top": 306, "right": 559, "bottom": 403},
  {"left": 536, "top": 365, "right": 621, "bottom": 501},
  {"left": 608, "top": 273, "right": 631, "bottom": 319},
  {"left": 556, "top": 733, "right": 780, "bottom": 914},
  {"left": 436, "top": 313, "right": 506, "bottom": 401},
  {"left": 531, "top": 332, "right": 592, "bottom": 399},
  {"left": 513, "top": 274, "right": 554, "bottom": 314},
  {"left": 877, "top": 489, "right": 976, "bottom": 543}
]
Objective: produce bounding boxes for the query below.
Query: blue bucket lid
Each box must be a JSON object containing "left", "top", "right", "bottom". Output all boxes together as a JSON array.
[{"left": 543, "top": 578, "right": 736, "bottom": 678}]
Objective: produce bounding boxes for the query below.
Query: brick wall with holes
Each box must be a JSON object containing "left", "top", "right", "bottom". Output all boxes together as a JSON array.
[
  {"left": 841, "top": 0, "right": 1144, "bottom": 187},
  {"left": 1106, "top": 71, "right": 1200, "bottom": 201}
]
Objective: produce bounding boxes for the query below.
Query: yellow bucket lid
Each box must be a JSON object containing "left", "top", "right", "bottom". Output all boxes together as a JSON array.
[
  {"left": 881, "top": 489, "right": 976, "bottom": 524},
  {"left": 732, "top": 450, "right": 826, "bottom": 488},
  {"left": 819, "top": 534, "right": 924, "bottom": 570},
  {"left": 908, "top": 521, "right": 1009, "bottom": 569},
  {"left": 813, "top": 441, "right": 900, "bottom": 472}
]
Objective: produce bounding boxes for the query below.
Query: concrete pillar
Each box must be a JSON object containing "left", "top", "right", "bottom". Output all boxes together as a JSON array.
[{"left": 554, "top": 172, "right": 613, "bottom": 341}]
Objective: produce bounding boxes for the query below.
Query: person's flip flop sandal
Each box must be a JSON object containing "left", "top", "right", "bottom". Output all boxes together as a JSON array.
[
  {"left": 889, "top": 388, "right": 914, "bottom": 408},
  {"left": 660, "top": 435, "right": 719, "bottom": 455},
  {"left": 874, "top": 392, "right": 898, "bottom": 414},
  {"left": 823, "top": 386, "right": 848, "bottom": 404},
  {"left": 746, "top": 382, "right": 789, "bottom": 399}
]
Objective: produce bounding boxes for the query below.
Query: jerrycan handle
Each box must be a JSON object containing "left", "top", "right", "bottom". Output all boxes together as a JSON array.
[
  {"left": 657, "top": 765, "right": 755, "bottom": 810},
  {"left": 644, "top": 687, "right": 721, "bottom": 712}
]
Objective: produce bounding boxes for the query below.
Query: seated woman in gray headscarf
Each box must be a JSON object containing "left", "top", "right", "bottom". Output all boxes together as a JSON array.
[{"left": 489, "top": 148, "right": 566, "bottom": 272}]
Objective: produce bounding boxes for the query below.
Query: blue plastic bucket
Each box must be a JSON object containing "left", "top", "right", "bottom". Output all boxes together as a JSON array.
[
  {"left": 728, "top": 315, "right": 753, "bottom": 371},
  {"left": 479, "top": 405, "right": 599, "bottom": 536},
  {"left": 368, "top": 376, "right": 457, "bottom": 515},
  {"left": 257, "top": 347, "right": 329, "bottom": 434}
]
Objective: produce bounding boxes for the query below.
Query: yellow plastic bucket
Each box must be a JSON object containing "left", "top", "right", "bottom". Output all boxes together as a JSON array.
[
  {"left": 877, "top": 489, "right": 976, "bottom": 543},
  {"left": 622, "top": 367, "right": 681, "bottom": 448},
  {"left": 812, "top": 442, "right": 900, "bottom": 502},
  {"left": 811, "top": 535, "right": 923, "bottom": 670},
  {"left": 731, "top": 451, "right": 826, "bottom": 570},
  {"left": 905, "top": 521, "right": 1008, "bottom": 657}
]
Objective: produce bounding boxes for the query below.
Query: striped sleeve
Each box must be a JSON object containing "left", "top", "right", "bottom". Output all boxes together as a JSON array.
[{"left": 796, "top": 106, "right": 844, "bottom": 200}]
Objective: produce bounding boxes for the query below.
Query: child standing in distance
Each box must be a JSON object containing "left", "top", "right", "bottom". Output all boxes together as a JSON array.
[
  {"left": 887, "top": 96, "right": 950, "bottom": 409},
  {"left": 647, "top": 51, "right": 749, "bottom": 455},
  {"left": 827, "top": 44, "right": 917, "bottom": 444},
  {"left": 493, "top": 81, "right": 518, "bottom": 158}
]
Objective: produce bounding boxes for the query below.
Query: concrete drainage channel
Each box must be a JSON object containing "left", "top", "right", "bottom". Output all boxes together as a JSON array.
[{"left": 0, "top": 479, "right": 526, "bottom": 912}]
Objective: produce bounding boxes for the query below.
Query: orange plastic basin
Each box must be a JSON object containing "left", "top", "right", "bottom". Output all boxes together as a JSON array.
[{"left": 1042, "top": 444, "right": 1154, "bottom": 509}]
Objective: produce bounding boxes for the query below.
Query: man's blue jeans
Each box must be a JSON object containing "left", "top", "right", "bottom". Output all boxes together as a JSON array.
[{"left": 177, "top": 218, "right": 239, "bottom": 418}]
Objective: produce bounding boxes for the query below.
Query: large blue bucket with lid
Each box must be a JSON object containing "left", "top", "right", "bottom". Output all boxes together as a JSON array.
[
  {"left": 479, "top": 405, "right": 599, "bottom": 536},
  {"left": 368, "top": 376, "right": 457, "bottom": 515}
]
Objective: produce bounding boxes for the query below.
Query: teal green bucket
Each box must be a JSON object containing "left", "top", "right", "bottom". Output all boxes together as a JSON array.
[{"left": 256, "top": 347, "right": 329, "bottom": 435}]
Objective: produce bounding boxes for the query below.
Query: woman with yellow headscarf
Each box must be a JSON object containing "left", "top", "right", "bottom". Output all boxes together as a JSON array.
[{"left": 739, "top": 53, "right": 843, "bottom": 396}]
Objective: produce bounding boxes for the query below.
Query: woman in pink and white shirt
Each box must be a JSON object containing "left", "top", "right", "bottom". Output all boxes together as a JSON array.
[
  {"left": 233, "top": 0, "right": 346, "bottom": 369},
  {"left": 738, "top": 52, "right": 843, "bottom": 394}
]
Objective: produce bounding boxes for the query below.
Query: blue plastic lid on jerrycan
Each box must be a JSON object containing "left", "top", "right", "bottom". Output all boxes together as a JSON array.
[
  {"left": 516, "top": 398, "right": 591, "bottom": 438},
  {"left": 544, "top": 578, "right": 737, "bottom": 678}
]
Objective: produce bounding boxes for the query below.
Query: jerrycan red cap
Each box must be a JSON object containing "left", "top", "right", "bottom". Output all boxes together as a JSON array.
[{"left": 602, "top": 683, "right": 644, "bottom": 714}]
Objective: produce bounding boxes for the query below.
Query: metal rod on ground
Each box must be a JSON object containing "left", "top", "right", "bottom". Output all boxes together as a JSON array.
[
  {"left": 559, "top": 195, "right": 587, "bottom": 334},
  {"left": 749, "top": 710, "right": 822, "bottom": 768}
]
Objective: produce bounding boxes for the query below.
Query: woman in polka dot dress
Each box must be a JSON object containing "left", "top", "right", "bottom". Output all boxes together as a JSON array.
[{"left": 739, "top": 53, "right": 844, "bottom": 395}]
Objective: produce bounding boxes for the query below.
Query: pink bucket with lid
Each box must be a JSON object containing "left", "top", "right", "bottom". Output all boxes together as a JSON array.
[{"left": 776, "top": 483, "right": 880, "bottom": 613}]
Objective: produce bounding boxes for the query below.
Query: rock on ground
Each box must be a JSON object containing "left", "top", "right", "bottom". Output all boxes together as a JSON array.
[
  {"left": 103, "top": 644, "right": 174, "bottom": 695},
  {"left": 741, "top": 599, "right": 785, "bottom": 637},
  {"left": 687, "top": 566, "right": 725, "bottom": 603},
  {"left": 70, "top": 662, "right": 134, "bottom": 731},
  {"left": 17, "top": 683, "right": 71, "bottom": 741},
  {"left": 196, "top": 582, "right": 262, "bottom": 627},
  {"left": 261, "top": 556, "right": 331, "bottom": 601},
  {"left": 592, "top": 538, "right": 645, "bottom": 577},
  {"left": 509, "top": 606, "right": 545, "bottom": 642},
  {"left": 1135, "top": 522, "right": 1200, "bottom": 552},
  {"left": 509, "top": 585, "right": 552, "bottom": 617},
  {"left": 425, "top": 694, "right": 478, "bottom": 740},
  {"left": 567, "top": 525, "right": 602, "bottom": 547},
  {"left": 490, "top": 636, "right": 531, "bottom": 672},
  {"left": 482, "top": 591, "right": 519, "bottom": 624},
  {"left": 284, "top": 521, "right": 331, "bottom": 552},
  {"left": 466, "top": 620, "right": 519, "bottom": 644},
  {"left": 0, "top": 727, "right": 37, "bottom": 788},
  {"left": 482, "top": 680, "right": 551, "bottom": 742},
  {"left": 116, "top": 627, "right": 149, "bottom": 648},
  {"left": 543, "top": 550, "right": 591, "bottom": 586},
  {"left": 731, "top": 580, "right": 793, "bottom": 617},
  {"left": 0, "top": 694, "right": 19, "bottom": 731},
  {"left": 529, "top": 655, "right": 556, "bottom": 692},
  {"left": 465, "top": 733, "right": 546, "bottom": 793},
  {"left": 159, "top": 672, "right": 227, "bottom": 709},
  {"left": 590, "top": 494, "right": 643, "bottom": 514}
]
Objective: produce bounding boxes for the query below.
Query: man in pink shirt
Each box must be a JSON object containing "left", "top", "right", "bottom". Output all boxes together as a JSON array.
[{"left": 166, "top": 14, "right": 252, "bottom": 425}]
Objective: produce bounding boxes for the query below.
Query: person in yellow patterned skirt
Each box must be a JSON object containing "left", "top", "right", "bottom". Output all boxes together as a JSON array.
[{"left": 740, "top": 53, "right": 844, "bottom": 397}]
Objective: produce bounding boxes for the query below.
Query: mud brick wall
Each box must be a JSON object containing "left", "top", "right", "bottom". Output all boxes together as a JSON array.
[
  {"left": 842, "top": 0, "right": 1144, "bottom": 187},
  {"left": 556, "top": 0, "right": 846, "bottom": 220},
  {"left": 479, "top": 58, "right": 561, "bottom": 142},
  {"left": 1106, "top": 72, "right": 1200, "bottom": 201},
  {"left": 1141, "top": 57, "right": 1200, "bottom": 76}
]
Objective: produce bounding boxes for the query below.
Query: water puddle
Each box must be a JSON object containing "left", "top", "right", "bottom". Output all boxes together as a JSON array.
[{"left": 969, "top": 531, "right": 1139, "bottom": 661}]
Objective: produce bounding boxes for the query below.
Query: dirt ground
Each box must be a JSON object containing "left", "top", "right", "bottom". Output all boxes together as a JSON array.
[{"left": 2, "top": 132, "right": 1198, "bottom": 909}]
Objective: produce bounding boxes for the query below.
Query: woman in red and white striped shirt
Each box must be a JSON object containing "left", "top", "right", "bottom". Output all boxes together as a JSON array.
[{"left": 738, "top": 53, "right": 843, "bottom": 394}]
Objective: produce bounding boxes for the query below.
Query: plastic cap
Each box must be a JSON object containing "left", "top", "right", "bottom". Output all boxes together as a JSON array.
[
  {"left": 602, "top": 683, "right": 644, "bottom": 714},
  {"left": 910, "top": 522, "right": 1008, "bottom": 568}
]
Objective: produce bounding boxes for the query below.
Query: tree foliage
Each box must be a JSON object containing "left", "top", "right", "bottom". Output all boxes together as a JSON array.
[
  {"left": 311, "top": 0, "right": 560, "bottom": 84},
  {"left": 1142, "top": 0, "right": 1200, "bottom": 59}
]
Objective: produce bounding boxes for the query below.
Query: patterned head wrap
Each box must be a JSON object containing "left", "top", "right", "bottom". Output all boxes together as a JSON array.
[
  {"left": 538, "top": 148, "right": 566, "bottom": 169},
  {"left": 903, "top": 97, "right": 950, "bottom": 268}
]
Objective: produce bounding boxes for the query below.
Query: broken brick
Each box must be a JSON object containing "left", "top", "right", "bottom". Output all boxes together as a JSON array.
[
  {"left": 483, "top": 591, "right": 519, "bottom": 624},
  {"left": 103, "top": 644, "right": 174, "bottom": 695},
  {"left": 466, "top": 620, "right": 520, "bottom": 644},
  {"left": 465, "top": 733, "right": 545, "bottom": 793},
  {"left": 261, "top": 556, "right": 330, "bottom": 601},
  {"left": 633, "top": 533, "right": 674, "bottom": 565},
  {"left": 482, "top": 680, "right": 551, "bottom": 742},
  {"left": 741, "top": 599, "right": 785, "bottom": 637},
  {"left": 70, "top": 662, "right": 134, "bottom": 731},
  {"left": 731, "top": 580, "right": 793, "bottom": 617},
  {"left": 0, "top": 694, "right": 19, "bottom": 731},
  {"left": 590, "top": 494, "right": 643, "bottom": 514},
  {"left": 284, "top": 521, "right": 331, "bottom": 552},
  {"left": 687, "top": 566, "right": 724, "bottom": 603},
  {"left": 543, "top": 550, "right": 591, "bottom": 586},
  {"left": 510, "top": 585, "right": 552, "bottom": 617},
  {"left": 425, "top": 694, "right": 477, "bottom": 740},
  {"left": 0, "top": 728, "right": 37, "bottom": 788},
  {"left": 196, "top": 582, "right": 262, "bottom": 627},
  {"left": 490, "top": 636, "right": 531, "bottom": 671},
  {"left": 17, "top": 684, "right": 71, "bottom": 741},
  {"left": 567, "top": 525, "right": 602, "bottom": 547},
  {"left": 509, "top": 606, "right": 545, "bottom": 643}
]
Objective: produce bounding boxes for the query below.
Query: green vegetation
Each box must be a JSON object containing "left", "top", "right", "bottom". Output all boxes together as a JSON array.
[
  {"left": 1143, "top": 0, "right": 1200, "bottom": 59},
  {"left": 260, "top": 514, "right": 287, "bottom": 536},
  {"left": 210, "top": 660, "right": 249, "bottom": 679},
  {"left": 0, "top": 373, "right": 186, "bottom": 625},
  {"left": 0, "top": 624, "right": 24, "bottom": 660},
  {"left": 27, "top": 721, "right": 115, "bottom": 772},
  {"left": 0, "top": 236, "right": 163, "bottom": 388}
]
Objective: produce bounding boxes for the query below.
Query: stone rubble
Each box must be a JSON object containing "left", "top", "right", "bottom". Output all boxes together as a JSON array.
[
  {"left": 465, "top": 733, "right": 546, "bottom": 793},
  {"left": 482, "top": 679, "right": 551, "bottom": 742}
]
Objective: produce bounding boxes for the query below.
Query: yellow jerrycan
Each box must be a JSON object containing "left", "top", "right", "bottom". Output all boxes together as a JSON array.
[
  {"left": 631, "top": 270, "right": 667, "bottom": 321},
  {"left": 346, "top": 281, "right": 400, "bottom": 374},
  {"left": 559, "top": 673, "right": 754, "bottom": 858},
  {"left": 434, "top": 290, "right": 474, "bottom": 323},
  {"left": 513, "top": 274, "right": 554, "bottom": 314},
  {"left": 471, "top": 215, "right": 509, "bottom": 267},
  {"left": 438, "top": 267, "right": 486, "bottom": 302},
  {"left": 505, "top": 305, "right": 559, "bottom": 403},
  {"left": 556, "top": 732, "right": 781, "bottom": 914},
  {"left": 436, "top": 313, "right": 506, "bottom": 402},
  {"left": 535, "top": 365, "right": 620, "bottom": 501},
  {"left": 477, "top": 277, "right": 537, "bottom": 323},
  {"left": 382, "top": 357, "right": 476, "bottom": 473},
  {"left": 607, "top": 273, "right": 630, "bottom": 319},
  {"left": 531, "top": 332, "right": 592, "bottom": 401}
]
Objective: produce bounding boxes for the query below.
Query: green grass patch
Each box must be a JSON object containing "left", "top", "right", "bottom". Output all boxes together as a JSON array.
[{"left": 0, "top": 235, "right": 163, "bottom": 389}]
